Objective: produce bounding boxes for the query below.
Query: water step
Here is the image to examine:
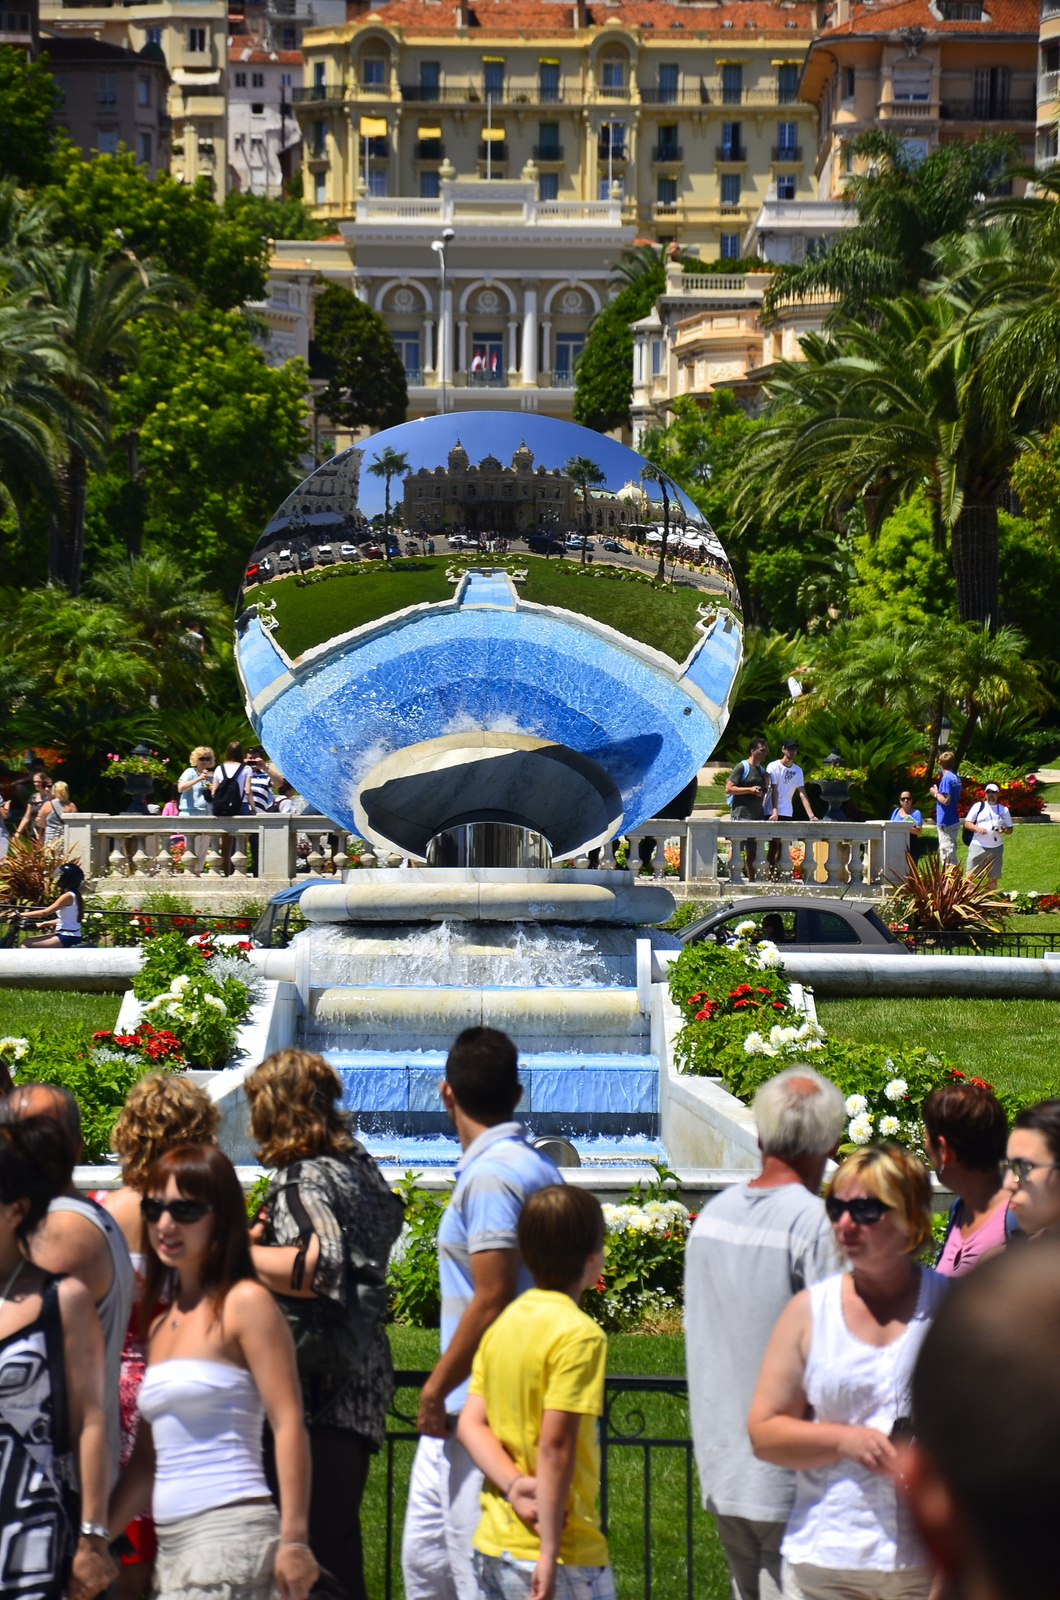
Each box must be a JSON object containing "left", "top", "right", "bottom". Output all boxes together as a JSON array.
[
  {"left": 309, "top": 985, "right": 648, "bottom": 1053},
  {"left": 325, "top": 1048, "right": 658, "bottom": 1136}
]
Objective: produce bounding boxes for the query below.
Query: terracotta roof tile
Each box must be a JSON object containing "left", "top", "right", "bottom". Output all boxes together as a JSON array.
[
  {"left": 353, "top": 0, "right": 816, "bottom": 35},
  {"left": 823, "top": 0, "right": 1037, "bottom": 34},
  {"left": 228, "top": 42, "right": 303, "bottom": 60}
]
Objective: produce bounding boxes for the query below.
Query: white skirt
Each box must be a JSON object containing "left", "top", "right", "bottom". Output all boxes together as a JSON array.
[{"left": 153, "top": 1501, "right": 280, "bottom": 1600}]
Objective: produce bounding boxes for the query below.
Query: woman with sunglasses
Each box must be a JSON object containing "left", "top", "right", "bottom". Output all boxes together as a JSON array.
[
  {"left": 749, "top": 1146, "right": 946, "bottom": 1600},
  {"left": 108, "top": 1145, "right": 318, "bottom": 1600},
  {"left": 1001, "top": 1100, "right": 1060, "bottom": 1240}
]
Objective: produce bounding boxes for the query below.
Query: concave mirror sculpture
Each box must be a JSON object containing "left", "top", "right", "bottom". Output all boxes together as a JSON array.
[{"left": 236, "top": 412, "right": 742, "bottom": 860}]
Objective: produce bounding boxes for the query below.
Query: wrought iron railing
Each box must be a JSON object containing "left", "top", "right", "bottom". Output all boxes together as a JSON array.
[
  {"left": 381, "top": 1372, "right": 696, "bottom": 1600},
  {"left": 904, "top": 929, "right": 1060, "bottom": 957}
]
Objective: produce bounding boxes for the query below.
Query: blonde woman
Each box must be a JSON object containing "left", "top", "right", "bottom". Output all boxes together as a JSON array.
[
  {"left": 749, "top": 1146, "right": 947, "bottom": 1600},
  {"left": 37, "top": 780, "right": 76, "bottom": 846},
  {"left": 176, "top": 747, "right": 214, "bottom": 875},
  {"left": 244, "top": 1050, "right": 405, "bottom": 1600},
  {"left": 100, "top": 1076, "right": 220, "bottom": 1600}
]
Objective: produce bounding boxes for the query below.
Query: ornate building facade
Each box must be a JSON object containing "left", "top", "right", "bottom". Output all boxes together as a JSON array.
[{"left": 403, "top": 440, "right": 580, "bottom": 534}]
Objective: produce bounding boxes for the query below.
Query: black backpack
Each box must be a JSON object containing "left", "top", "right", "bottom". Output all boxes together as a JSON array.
[{"left": 212, "top": 764, "right": 243, "bottom": 817}]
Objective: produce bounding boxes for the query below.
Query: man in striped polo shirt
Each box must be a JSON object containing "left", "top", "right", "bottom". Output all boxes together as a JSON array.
[{"left": 402, "top": 1028, "right": 562, "bottom": 1600}]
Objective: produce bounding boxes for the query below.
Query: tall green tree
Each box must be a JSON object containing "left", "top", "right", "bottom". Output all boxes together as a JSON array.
[
  {"left": 311, "top": 283, "right": 407, "bottom": 432},
  {"left": 366, "top": 446, "right": 410, "bottom": 558},
  {"left": 573, "top": 251, "right": 665, "bottom": 434},
  {"left": 0, "top": 48, "right": 58, "bottom": 188},
  {"left": 563, "top": 454, "right": 605, "bottom": 565},
  {"left": 223, "top": 190, "right": 326, "bottom": 243}
]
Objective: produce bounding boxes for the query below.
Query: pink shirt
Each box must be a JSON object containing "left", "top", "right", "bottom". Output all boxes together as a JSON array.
[{"left": 936, "top": 1198, "right": 1010, "bottom": 1277}]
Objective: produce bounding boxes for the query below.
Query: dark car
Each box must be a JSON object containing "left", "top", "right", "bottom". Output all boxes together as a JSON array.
[
  {"left": 679, "top": 898, "right": 908, "bottom": 954},
  {"left": 298, "top": 546, "right": 314, "bottom": 569},
  {"left": 601, "top": 538, "right": 623, "bottom": 552},
  {"left": 527, "top": 534, "right": 566, "bottom": 555}
]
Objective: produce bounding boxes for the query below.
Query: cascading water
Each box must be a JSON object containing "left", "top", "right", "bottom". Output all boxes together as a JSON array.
[{"left": 299, "top": 920, "right": 634, "bottom": 989}]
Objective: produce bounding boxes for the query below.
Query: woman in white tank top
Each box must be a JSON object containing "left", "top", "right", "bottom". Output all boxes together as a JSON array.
[
  {"left": 107, "top": 1144, "right": 318, "bottom": 1600},
  {"left": 749, "top": 1146, "right": 948, "bottom": 1600}
]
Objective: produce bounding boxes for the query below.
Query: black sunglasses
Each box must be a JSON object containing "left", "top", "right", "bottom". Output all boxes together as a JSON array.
[
  {"left": 141, "top": 1196, "right": 214, "bottom": 1225},
  {"left": 825, "top": 1195, "right": 891, "bottom": 1225}
]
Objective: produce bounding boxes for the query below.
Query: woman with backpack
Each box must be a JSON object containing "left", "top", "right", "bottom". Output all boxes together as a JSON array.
[{"left": 211, "top": 742, "right": 255, "bottom": 877}]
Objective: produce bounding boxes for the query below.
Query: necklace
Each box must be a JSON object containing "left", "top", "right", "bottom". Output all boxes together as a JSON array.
[{"left": 0, "top": 1258, "right": 24, "bottom": 1313}]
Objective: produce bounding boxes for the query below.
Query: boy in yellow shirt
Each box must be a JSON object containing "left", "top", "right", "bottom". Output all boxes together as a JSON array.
[{"left": 457, "top": 1185, "right": 612, "bottom": 1600}]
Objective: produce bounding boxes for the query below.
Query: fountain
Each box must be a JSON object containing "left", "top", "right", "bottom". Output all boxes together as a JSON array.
[{"left": 229, "top": 413, "right": 744, "bottom": 1172}]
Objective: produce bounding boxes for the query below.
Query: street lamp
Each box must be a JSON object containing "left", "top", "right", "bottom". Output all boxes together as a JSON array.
[{"left": 431, "top": 227, "right": 455, "bottom": 415}]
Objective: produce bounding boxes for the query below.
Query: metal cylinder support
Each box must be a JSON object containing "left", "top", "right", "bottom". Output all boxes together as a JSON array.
[{"left": 426, "top": 822, "right": 553, "bottom": 868}]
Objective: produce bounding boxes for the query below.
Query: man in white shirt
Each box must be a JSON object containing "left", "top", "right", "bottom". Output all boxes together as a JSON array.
[
  {"left": 964, "top": 781, "right": 1013, "bottom": 886},
  {"left": 766, "top": 739, "right": 816, "bottom": 881}
]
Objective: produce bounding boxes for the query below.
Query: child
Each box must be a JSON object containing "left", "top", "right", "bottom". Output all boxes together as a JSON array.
[{"left": 457, "top": 1185, "right": 613, "bottom": 1600}]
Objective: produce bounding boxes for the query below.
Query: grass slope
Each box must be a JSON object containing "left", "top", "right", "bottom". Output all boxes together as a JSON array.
[
  {"left": 377, "top": 1327, "right": 730, "bottom": 1600},
  {"left": 0, "top": 988, "right": 119, "bottom": 1038},
  {"left": 819, "top": 997, "right": 1060, "bottom": 1102},
  {"left": 255, "top": 557, "right": 706, "bottom": 665}
]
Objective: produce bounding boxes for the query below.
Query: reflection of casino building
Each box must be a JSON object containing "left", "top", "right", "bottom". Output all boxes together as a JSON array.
[{"left": 404, "top": 441, "right": 580, "bottom": 534}]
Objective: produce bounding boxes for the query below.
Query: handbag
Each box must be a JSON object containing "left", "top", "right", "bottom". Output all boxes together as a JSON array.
[{"left": 961, "top": 802, "right": 980, "bottom": 849}]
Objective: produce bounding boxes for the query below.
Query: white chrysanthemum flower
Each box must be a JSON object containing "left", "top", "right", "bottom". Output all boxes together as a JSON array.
[
  {"left": 769, "top": 1025, "right": 799, "bottom": 1048},
  {"left": 735, "top": 919, "right": 757, "bottom": 937},
  {"left": 755, "top": 944, "right": 783, "bottom": 969},
  {"left": 845, "top": 1094, "right": 868, "bottom": 1116},
  {"left": 171, "top": 974, "right": 191, "bottom": 993},
  {"left": 884, "top": 1078, "right": 908, "bottom": 1102},
  {"left": 203, "top": 994, "right": 226, "bottom": 1014},
  {"left": 166, "top": 1002, "right": 181, "bottom": 1018},
  {"left": 797, "top": 1021, "right": 826, "bottom": 1042},
  {"left": 0, "top": 1037, "right": 29, "bottom": 1060},
  {"left": 743, "top": 1032, "right": 767, "bottom": 1055},
  {"left": 848, "top": 1114, "right": 873, "bottom": 1146},
  {"left": 879, "top": 1116, "right": 901, "bottom": 1137},
  {"left": 141, "top": 996, "right": 164, "bottom": 1014}
]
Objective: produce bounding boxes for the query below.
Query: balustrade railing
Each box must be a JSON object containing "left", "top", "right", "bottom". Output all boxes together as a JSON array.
[
  {"left": 62, "top": 813, "right": 355, "bottom": 888},
  {"left": 622, "top": 817, "right": 916, "bottom": 891}
]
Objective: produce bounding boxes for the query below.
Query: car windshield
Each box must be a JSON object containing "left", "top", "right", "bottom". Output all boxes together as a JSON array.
[{"left": 704, "top": 910, "right": 796, "bottom": 945}]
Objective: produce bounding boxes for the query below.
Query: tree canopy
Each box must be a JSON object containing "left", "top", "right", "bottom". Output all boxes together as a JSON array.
[
  {"left": 573, "top": 252, "right": 665, "bottom": 434},
  {"left": 311, "top": 283, "right": 407, "bottom": 432}
]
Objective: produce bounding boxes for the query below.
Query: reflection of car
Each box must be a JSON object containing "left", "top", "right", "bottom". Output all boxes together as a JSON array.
[
  {"left": 316, "top": 544, "right": 335, "bottom": 564},
  {"left": 601, "top": 538, "right": 623, "bottom": 552},
  {"left": 679, "top": 898, "right": 908, "bottom": 954},
  {"left": 527, "top": 535, "right": 567, "bottom": 555},
  {"left": 298, "top": 546, "right": 313, "bottom": 569},
  {"left": 364, "top": 544, "right": 384, "bottom": 559},
  {"left": 245, "top": 562, "right": 260, "bottom": 583},
  {"left": 339, "top": 543, "right": 359, "bottom": 560},
  {"left": 448, "top": 534, "right": 473, "bottom": 549},
  {"left": 566, "top": 536, "right": 595, "bottom": 550},
  {"left": 258, "top": 556, "right": 274, "bottom": 578},
  {"left": 277, "top": 547, "right": 294, "bottom": 571}
]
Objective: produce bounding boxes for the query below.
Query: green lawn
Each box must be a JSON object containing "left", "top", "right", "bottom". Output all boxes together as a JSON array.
[
  {"left": 373, "top": 1326, "right": 730, "bottom": 1600},
  {"left": 818, "top": 996, "right": 1060, "bottom": 1102},
  {"left": 933, "top": 820, "right": 1060, "bottom": 893},
  {"left": 0, "top": 988, "right": 119, "bottom": 1039},
  {"left": 256, "top": 555, "right": 709, "bottom": 665}
]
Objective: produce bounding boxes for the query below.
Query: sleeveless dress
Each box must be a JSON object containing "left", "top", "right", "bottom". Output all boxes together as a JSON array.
[
  {"left": 0, "top": 1278, "right": 76, "bottom": 1600},
  {"left": 782, "top": 1270, "right": 947, "bottom": 1589}
]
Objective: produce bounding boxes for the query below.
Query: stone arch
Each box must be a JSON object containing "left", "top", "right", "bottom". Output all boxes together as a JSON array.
[
  {"left": 375, "top": 277, "right": 434, "bottom": 313},
  {"left": 458, "top": 278, "right": 518, "bottom": 314},
  {"left": 542, "top": 278, "right": 602, "bottom": 315}
]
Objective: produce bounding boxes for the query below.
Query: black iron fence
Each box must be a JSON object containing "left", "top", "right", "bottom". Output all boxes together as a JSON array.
[
  {"left": 906, "top": 929, "right": 1060, "bottom": 957},
  {"left": 382, "top": 1372, "right": 697, "bottom": 1600}
]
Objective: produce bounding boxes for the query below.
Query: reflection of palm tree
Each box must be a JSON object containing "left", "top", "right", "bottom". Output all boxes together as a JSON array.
[
  {"left": 367, "top": 446, "right": 410, "bottom": 562},
  {"left": 642, "top": 464, "right": 677, "bottom": 581},
  {"left": 563, "top": 454, "right": 605, "bottom": 566}
]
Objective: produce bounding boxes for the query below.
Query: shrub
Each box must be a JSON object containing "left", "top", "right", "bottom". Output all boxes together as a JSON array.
[
  {"left": 0, "top": 838, "right": 80, "bottom": 906},
  {"left": 583, "top": 1165, "right": 691, "bottom": 1332},
  {"left": 388, "top": 1173, "right": 446, "bottom": 1327},
  {"left": 884, "top": 856, "right": 1010, "bottom": 933},
  {"left": 6, "top": 1025, "right": 155, "bottom": 1161},
  {"left": 131, "top": 931, "right": 255, "bottom": 1068}
]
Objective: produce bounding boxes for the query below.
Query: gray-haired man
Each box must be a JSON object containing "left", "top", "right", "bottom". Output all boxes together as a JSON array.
[{"left": 684, "top": 1068, "right": 845, "bottom": 1600}]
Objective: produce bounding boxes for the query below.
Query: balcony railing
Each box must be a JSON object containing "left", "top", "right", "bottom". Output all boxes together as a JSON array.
[
  {"left": 638, "top": 84, "right": 709, "bottom": 104},
  {"left": 652, "top": 144, "right": 684, "bottom": 162},
  {"left": 292, "top": 83, "right": 345, "bottom": 102},
  {"left": 598, "top": 143, "right": 627, "bottom": 162},
  {"left": 1040, "top": 70, "right": 1060, "bottom": 101},
  {"left": 468, "top": 369, "right": 507, "bottom": 386},
  {"left": 477, "top": 142, "right": 508, "bottom": 162},
  {"left": 597, "top": 83, "right": 631, "bottom": 99},
  {"left": 622, "top": 817, "right": 917, "bottom": 890},
  {"left": 414, "top": 139, "right": 444, "bottom": 160},
  {"left": 552, "top": 369, "right": 576, "bottom": 388},
  {"left": 716, "top": 144, "right": 746, "bottom": 162},
  {"left": 771, "top": 144, "right": 803, "bottom": 160},
  {"left": 399, "top": 84, "right": 569, "bottom": 104},
  {"left": 940, "top": 98, "right": 1036, "bottom": 119},
  {"left": 533, "top": 143, "right": 563, "bottom": 161},
  {"left": 403, "top": 368, "right": 423, "bottom": 385}
]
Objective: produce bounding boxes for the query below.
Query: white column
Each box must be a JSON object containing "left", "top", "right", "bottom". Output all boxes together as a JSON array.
[
  {"left": 540, "top": 316, "right": 552, "bottom": 377},
  {"left": 423, "top": 315, "right": 435, "bottom": 373},
  {"left": 507, "top": 316, "right": 519, "bottom": 376},
  {"left": 457, "top": 316, "right": 469, "bottom": 374},
  {"left": 521, "top": 280, "right": 538, "bottom": 386},
  {"left": 442, "top": 288, "right": 454, "bottom": 384}
]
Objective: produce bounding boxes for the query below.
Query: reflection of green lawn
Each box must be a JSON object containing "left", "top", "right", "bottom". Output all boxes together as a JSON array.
[
  {"left": 252, "top": 557, "right": 712, "bottom": 663},
  {"left": 374, "top": 1327, "right": 730, "bottom": 1600}
]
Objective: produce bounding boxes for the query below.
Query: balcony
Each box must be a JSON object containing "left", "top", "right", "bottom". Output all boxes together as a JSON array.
[
  {"left": 414, "top": 138, "right": 444, "bottom": 160},
  {"left": 477, "top": 142, "right": 508, "bottom": 162},
  {"left": 533, "top": 143, "right": 563, "bottom": 161},
  {"left": 1044, "top": 0, "right": 1060, "bottom": 15},
  {"left": 551, "top": 370, "right": 576, "bottom": 388},
  {"left": 469, "top": 369, "right": 507, "bottom": 387},
  {"left": 653, "top": 201, "right": 683, "bottom": 219},
  {"left": 1041, "top": 70, "right": 1060, "bottom": 101},
  {"left": 597, "top": 83, "right": 631, "bottom": 100},
  {"left": 403, "top": 369, "right": 423, "bottom": 386},
  {"left": 292, "top": 84, "right": 345, "bottom": 103},
  {"left": 597, "top": 143, "right": 627, "bottom": 163},
  {"left": 399, "top": 84, "right": 568, "bottom": 104},
  {"left": 940, "top": 98, "right": 1036, "bottom": 120},
  {"left": 638, "top": 85, "right": 709, "bottom": 104},
  {"left": 652, "top": 144, "right": 683, "bottom": 162},
  {"left": 716, "top": 144, "right": 746, "bottom": 162},
  {"left": 771, "top": 144, "right": 803, "bottom": 161}
]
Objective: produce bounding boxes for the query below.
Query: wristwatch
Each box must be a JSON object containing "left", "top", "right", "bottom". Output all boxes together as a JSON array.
[{"left": 80, "top": 1522, "right": 111, "bottom": 1542}]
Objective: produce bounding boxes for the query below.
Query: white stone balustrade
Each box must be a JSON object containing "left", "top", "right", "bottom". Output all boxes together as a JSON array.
[
  {"left": 61, "top": 813, "right": 355, "bottom": 891},
  {"left": 622, "top": 817, "right": 917, "bottom": 892}
]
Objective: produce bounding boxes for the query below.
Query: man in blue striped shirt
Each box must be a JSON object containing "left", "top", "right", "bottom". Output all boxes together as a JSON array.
[{"left": 402, "top": 1028, "right": 561, "bottom": 1600}]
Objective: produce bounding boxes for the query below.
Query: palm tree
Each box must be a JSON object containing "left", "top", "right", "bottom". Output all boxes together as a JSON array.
[
  {"left": 367, "top": 445, "right": 410, "bottom": 561},
  {"left": 563, "top": 454, "right": 605, "bottom": 566},
  {"left": 35, "top": 251, "right": 178, "bottom": 595},
  {"left": 86, "top": 554, "right": 231, "bottom": 703},
  {"left": 0, "top": 287, "right": 82, "bottom": 519},
  {"left": 737, "top": 289, "right": 1025, "bottom": 627},
  {"left": 642, "top": 463, "right": 683, "bottom": 581}
]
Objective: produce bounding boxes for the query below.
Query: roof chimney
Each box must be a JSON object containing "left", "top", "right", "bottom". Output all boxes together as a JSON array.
[{"left": 574, "top": 0, "right": 588, "bottom": 27}]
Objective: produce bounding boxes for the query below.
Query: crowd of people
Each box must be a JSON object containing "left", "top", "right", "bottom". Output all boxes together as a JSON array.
[{"left": 0, "top": 1030, "right": 1054, "bottom": 1600}]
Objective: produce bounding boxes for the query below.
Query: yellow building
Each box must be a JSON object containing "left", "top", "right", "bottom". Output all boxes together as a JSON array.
[
  {"left": 294, "top": 0, "right": 820, "bottom": 259},
  {"left": 798, "top": 0, "right": 1038, "bottom": 198},
  {"left": 40, "top": 0, "right": 230, "bottom": 192},
  {"left": 1040, "top": 0, "right": 1060, "bottom": 163}
]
